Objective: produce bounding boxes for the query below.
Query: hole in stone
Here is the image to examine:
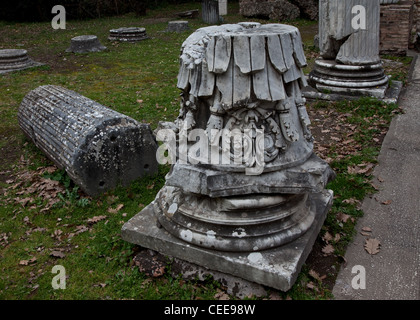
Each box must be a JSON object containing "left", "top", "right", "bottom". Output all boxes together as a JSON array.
[
  {"left": 110, "top": 135, "right": 117, "bottom": 142},
  {"left": 144, "top": 164, "right": 149, "bottom": 170},
  {"left": 99, "top": 181, "right": 105, "bottom": 187}
]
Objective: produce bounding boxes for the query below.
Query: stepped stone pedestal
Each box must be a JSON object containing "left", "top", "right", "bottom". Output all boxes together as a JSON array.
[
  {"left": 122, "top": 23, "right": 335, "bottom": 291},
  {"left": 108, "top": 27, "right": 148, "bottom": 42},
  {"left": 308, "top": 0, "right": 389, "bottom": 99},
  {"left": 0, "top": 49, "right": 44, "bottom": 74}
]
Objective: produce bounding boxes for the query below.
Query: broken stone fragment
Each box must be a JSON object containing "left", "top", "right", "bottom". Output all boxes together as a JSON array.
[
  {"left": 166, "top": 21, "right": 190, "bottom": 33},
  {"left": 65, "top": 35, "right": 107, "bottom": 53}
]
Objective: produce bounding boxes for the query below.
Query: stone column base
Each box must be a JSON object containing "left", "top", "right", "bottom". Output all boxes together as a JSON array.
[
  {"left": 308, "top": 59, "right": 389, "bottom": 99},
  {"left": 0, "top": 49, "right": 44, "bottom": 74},
  {"left": 121, "top": 189, "right": 333, "bottom": 292}
]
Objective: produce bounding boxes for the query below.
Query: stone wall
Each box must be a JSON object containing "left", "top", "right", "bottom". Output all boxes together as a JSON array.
[
  {"left": 415, "top": 0, "right": 420, "bottom": 34},
  {"left": 239, "top": 0, "right": 319, "bottom": 21},
  {"left": 380, "top": 0, "right": 415, "bottom": 55}
]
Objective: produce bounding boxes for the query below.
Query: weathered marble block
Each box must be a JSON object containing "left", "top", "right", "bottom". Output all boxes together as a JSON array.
[
  {"left": 18, "top": 85, "right": 158, "bottom": 196},
  {"left": 66, "top": 35, "right": 107, "bottom": 53},
  {"left": 122, "top": 23, "right": 335, "bottom": 291},
  {"left": 0, "top": 49, "right": 44, "bottom": 74},
  {"left": 166, "top": 21, "right": 190, "bottom": 33}
]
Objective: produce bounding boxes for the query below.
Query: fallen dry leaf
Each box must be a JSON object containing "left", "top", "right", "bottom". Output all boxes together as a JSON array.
[
  {"left": 53, "top": 229, "right": 63, "bottom": 237},
  {"left": 364, "top": 238, "right": 381, "bottom": 255},
  {"left": 382, "top": 200, "right": 392, "bottom": 205},
  {"left": 322, "top": 231, "right": 333, "bottom": 243},
  {"left": 342, "top": 198, "right": 360, "bottom": 205},
  {"left": 87, "top": 215, "right": 107, "bottom": 224},
  {"left": 336, "top": 212, "right": 352, "bottom": 223},
  {"left": 347, "top": 163, "right": 374, "bottom": 175},
  {"left": 321, "top": 244, "right": 335, "bottom": 256},
  {"left": 107, "top": 204, "right": 124, "bottom": 214},
  {"left": 309, "top": 269, "right": 323, "bottom": 282},
  {"left": 50, "top": 251, "right": 66, "bottom": 259},
  {"left": 268, "top": 292, "right": 282, "bottom": 300},
  {"left": 214, "top": 289, "right": 230, "bottom": 300},
  {"left": 106, "top": 195, "right": 118, "bottom": 204},
  {"left": 306, "top": 281, "right": 319, "bottom": 292},
  {"left": 19, "top": 256, "right": 37, "bottom": 266}
]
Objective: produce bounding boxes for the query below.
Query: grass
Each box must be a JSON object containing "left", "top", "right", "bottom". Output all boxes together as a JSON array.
[{"left": 0, "top": 2, "right": 411, "bottom": 300}]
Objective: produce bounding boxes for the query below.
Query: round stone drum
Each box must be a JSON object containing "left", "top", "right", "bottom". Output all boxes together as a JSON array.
[{"left": 66, "top": 35, "right": 107, "bottom": 53}]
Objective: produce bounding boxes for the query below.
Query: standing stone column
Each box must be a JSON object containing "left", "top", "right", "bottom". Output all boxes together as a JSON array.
[
  {"left": 218, "top": 0, "right": 228, "bottom": 15},
  {"left": 122, "top": 23, "right": 335, "bottom": 291},
  {"left": 309, "top": 0, "right": 389, "bottom": 98},
  {"left": 202, "top": 0, "right": 220, "bottom": 24}
]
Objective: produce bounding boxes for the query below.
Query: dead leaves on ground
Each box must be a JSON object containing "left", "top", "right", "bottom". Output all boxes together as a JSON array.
[
  {"left": 360, "top": 226, "right": 381, "bottom": 255},
  {"left": 214, "top": 289, "right": 230, "bottom": 300},
  {"left": 360, "top": 226, "right": 372, "bottom": 236},
  {"left": 321, "top": 244, "right": 335, "bottom": 256},
  {"left": 50, "top": 249, "right": 66, "bottom": 259},
  {"left": 347, "top": 163, "right": 374, "bottom": 176},
  {"left": 308, "top": 104, "right": 387, "bottom": 168},
  {"left": 321, "top": 230, "right": 342, "bottom": 257},
  {"left": 19, "top": 256, "right": 37, "bottom": 266},
  {"left": 307, "top": 269, "right": 327, "bottom": 292},
  {"left": 87, "top": 215, "right": 107, "bottom": 225},
  {"left": 3, "top": 165, "right": 65, "bottom": 212},
  {"left": 107, "top": 203, "right": 124, "bottom": 214},
  {"left": 309, "top": 108, "right": 360, "bottom": 163}
]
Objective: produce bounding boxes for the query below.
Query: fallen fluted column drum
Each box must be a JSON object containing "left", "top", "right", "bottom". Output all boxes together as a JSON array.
[{"left": 18, "top": 85, "right": 158, "bottom": 196}]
